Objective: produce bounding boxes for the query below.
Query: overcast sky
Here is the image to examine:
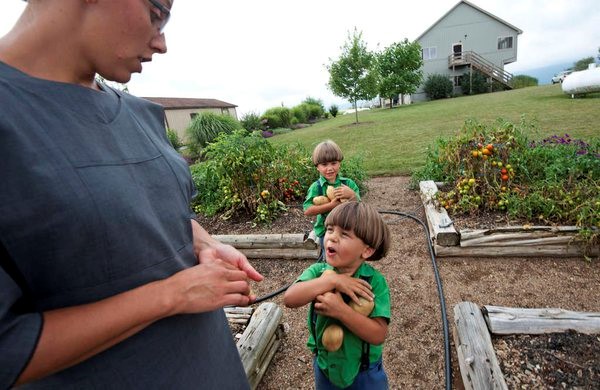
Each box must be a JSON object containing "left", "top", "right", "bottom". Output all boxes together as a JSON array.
[{"left": 1, "top": 1, "right": 599, "bottom": 116}]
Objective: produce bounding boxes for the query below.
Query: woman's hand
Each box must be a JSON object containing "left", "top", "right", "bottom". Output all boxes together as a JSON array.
[
  {"left": 165, "top": 259, "right": 255, "bottom": 312},
  {"left": 191, "top": 219, "right": 264, "bottom": 284}
]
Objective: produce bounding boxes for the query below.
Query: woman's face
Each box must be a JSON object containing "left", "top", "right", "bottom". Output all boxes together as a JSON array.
[{"left": 83, "top": 0, "right": 173, "bottom": 83}]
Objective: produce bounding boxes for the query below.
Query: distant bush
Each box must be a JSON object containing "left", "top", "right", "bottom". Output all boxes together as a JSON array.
[
  {"left": 302, "top": 97, "right": 326, "bottom": 115},
  {"left": 240, "top": 111, "right": 263, "bottom": 131},
  {"left": 262, "top": 107, "right": 292, "bottom": 129},
  {"left": 512, "top": 75, "right": 538, "bottom": 89},
  {"left": 292, "top": 102, "right": 324, "bottom": 123},
  {"left": 329, "top": 104, "right": 339, "bottom": 117},
  {"left": 423, "top": 74, "right": 453, "bottom": 100},
  {"left": 166, "top": 128, "right": 182, "bottom": 149},
  {"left": 291, "top": 106, "right": 307, "bottom": 124}
]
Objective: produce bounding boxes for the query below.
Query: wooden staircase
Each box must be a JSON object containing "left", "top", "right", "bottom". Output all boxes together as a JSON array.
[{"left": 448, "top": 51, "right": 513, "bottom": 90}]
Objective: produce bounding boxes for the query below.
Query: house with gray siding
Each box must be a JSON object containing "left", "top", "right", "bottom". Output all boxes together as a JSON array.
[{"left": 412, "top": 0, "right": 522, "bottom": 102}]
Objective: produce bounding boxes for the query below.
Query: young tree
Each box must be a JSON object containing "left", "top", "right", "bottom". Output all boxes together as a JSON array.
[
  {"left": 327, "top": 29, "right": 378, "bottom": 124},
  {"left": 376, "top": 39, "right": 423, "bottom": 108}
]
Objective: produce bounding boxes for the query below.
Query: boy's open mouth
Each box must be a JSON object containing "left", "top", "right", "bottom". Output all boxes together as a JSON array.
[{"left": 326, "top": 246, "right": 337, "bottom": 256}]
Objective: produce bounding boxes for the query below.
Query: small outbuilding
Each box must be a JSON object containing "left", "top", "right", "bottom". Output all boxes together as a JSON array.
[{"left": 143, "top": 97, "right": 238, "bottom": 141}]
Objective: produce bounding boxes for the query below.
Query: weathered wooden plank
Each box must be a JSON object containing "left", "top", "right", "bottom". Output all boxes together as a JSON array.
[
  {"left": 460, "top": 226, "right": 581, "bottom": 241},
  {"left": 483, "top": 305, "right": 600, "bottom": 335},
  {"left": 435, "top": 244, "right": 598, "bottom": 257},
  {"left": 419, "top": 180, "right": 460, "bottom": 246},
  {"left": 240, "top": 248, "right": 319, "bottom": 259},
  {"left": 225, "top": 307, "right": 254, "bottom": 315},
  {"left": 461, "top": 235, "right": 575, "bottom": 247},
  {"left": 214, "top": 233, "right": 317, "bottom": 249},
  {"left": 237, "top": 302, "right": 283, "bottom": 390},
  {"left": 247, "top": 327, "right": 283, "bottom": 389},
  {"left": 454, "top": 301, "right": 508, "bottom": 390}
]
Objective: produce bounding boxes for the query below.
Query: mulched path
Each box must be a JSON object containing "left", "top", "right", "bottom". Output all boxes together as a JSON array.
[{"left": 197, "top": 176, "right": 600, "bottom": 389}]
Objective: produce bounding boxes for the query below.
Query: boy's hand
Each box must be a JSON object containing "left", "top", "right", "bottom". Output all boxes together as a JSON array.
[
  {"left": 314, "top": 291, "right": 346, "bottom": 318},
  {"left": 334, "top": 185, "right": 356, "bottom": 202},
  {"left": 323, "top": 273, "right": 373, "bottom": 304}
]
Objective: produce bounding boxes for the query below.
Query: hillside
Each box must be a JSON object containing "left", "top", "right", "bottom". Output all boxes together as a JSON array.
[{"left": 270, "top": 85, "right": 600, "bottom": 176}]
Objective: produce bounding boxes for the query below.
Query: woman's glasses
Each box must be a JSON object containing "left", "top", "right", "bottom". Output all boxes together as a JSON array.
[{"left": 147, "top": 0, "right": 171, "bottom": 33}]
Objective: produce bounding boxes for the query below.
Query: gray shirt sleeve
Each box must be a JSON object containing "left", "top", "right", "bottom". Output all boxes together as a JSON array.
[{"left": 0, "top": 246, "right": 43, "bottom": 388}]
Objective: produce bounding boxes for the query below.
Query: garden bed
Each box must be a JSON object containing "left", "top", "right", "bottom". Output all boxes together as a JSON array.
[
  {"left": 197, "top": 176, "right": 600, "bottom": 388},
  {"left": 420, "top": 180, "right": 599, "bottom": 258}
]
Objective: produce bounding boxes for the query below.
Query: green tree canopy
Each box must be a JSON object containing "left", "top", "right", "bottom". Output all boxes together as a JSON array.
[
  {"left": 573, "top": 56, "right": 595, "bottom": 71},
  {"left": 327, "top": 28, "right": 378, "bottom": 123},
  {"left": 376, "top": 39, "right": 423, "bottom": 108}
]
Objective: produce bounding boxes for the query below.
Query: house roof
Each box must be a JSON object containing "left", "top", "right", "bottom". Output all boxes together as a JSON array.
[
  {"left": 416, "top": 0, "right": 523, "bottom": 41},
  {"left": 142, "top": 97, "right": 237, "bottom": 109}
]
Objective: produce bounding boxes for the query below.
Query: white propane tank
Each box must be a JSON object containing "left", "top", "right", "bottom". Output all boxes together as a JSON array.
[{"left": 561, "top": 63, "right": 600, "bottom": 97}]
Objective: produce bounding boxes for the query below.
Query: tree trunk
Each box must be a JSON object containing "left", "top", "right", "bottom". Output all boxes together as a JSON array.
[{"left": 353, "top": 100, "right": 358, "bottom": 123}]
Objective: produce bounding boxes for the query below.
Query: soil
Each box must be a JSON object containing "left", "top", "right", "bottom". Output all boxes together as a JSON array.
[{"left": 196, "top": 176, "right": 600, "bottom": 389}]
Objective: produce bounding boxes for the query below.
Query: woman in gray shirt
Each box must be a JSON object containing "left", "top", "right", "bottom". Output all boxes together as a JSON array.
[{"left": 0, "top": 1, "right": 263, "bottom": 388}]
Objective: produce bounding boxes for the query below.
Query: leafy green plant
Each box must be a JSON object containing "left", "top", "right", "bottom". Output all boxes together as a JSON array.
[
  {"left": 262, "top": 107, "right": 293, "bottom": 129},
  {"left": 166, "top": 128, "right": 183, "bottom": 149},
  {"left": 423, "top": 74, "right": 453, "bottom": 100},
  {"left": 240, "top": 111, "right": 263, "bottom": 131},
  {"left": 189, "top": 130, "right": 312, "bottom": 223},
  {"left": 329, "top": 104, "right": 339, "bottom": 118},
  {"left": 186, "top": 112, "right": 242, "bottom": 158},
  {"left": 291, "top": 106, "right": 308, "bottom": 124},
  {"left": 412, "top": 119, "right": 599, "bottom": 249},
  {"left": 189, "top": 130, "right": 368, "bottom": 224}
]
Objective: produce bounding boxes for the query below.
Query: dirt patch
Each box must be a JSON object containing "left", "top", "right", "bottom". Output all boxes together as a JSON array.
[
  {"left": 198, "top": 176, "right": 600, "bottom": 389},
  {"left": 339, "top": 121, "right": 376, "bottom": 128}
]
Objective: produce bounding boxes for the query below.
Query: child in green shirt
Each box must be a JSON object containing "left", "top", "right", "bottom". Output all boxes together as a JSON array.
[
  {"left": 303, "top": 140, "right": 360, "bottom": 260},
  {"left": 285, "top": 201, "right": 391, "bottom": 389}
]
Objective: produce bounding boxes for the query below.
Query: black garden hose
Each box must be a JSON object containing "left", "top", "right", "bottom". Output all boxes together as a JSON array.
[
  {"left": 377, "top": 210, "right": 452, "bottom": 390},
  {"left": 252, "top": 209, "right": 453, "bottom": 390}
]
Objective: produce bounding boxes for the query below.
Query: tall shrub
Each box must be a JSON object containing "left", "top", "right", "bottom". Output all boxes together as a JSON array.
[
  {"left": 240, "top": 111, "right": 263, "bottom": 131},
  {"left": 511, "top": 75, "right": 538, "bottom": 89},
  {"left": 329, "top": 104, "right": 339, "bottom": 118},
  {"left": 460, "top": 70, "right": 489, "bottom": 95},
  {"left": 423, "top": 74, "right": 453, "bottom": 100},
  {"left": 186, "top": 112, "right": 242, "bottom": 158},
  {"left": 262, "top": 107, "right": 292, "bottom": 129}
]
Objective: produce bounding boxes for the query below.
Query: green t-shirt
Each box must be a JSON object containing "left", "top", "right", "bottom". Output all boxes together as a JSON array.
[
  {"left": 302, "top": 175, "right": 361, "bottom": 237},
  {"left": 297, "top": 262, "right": 391, "bottom": 388}
]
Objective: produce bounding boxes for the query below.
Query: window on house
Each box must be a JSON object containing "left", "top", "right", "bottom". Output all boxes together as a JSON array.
[
  {"left": 453, "top": 76, "right": 462, "bottom": 87},
  {"left": 497, "top": 36, "right": 513, "bottom": 50},
  {"left": 221, "top": 108, "right": 230, "bottom": 116},
  {"left": 422, "top": 47, "right": 437, "bottom": 60},
  {"left": 190, "top": 112, "right": 198, "bottom": 120}
]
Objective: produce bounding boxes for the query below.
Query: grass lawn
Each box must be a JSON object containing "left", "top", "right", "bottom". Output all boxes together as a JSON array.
[{"left": 269, "top": 84, "right": 600, "bottom": 176}]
